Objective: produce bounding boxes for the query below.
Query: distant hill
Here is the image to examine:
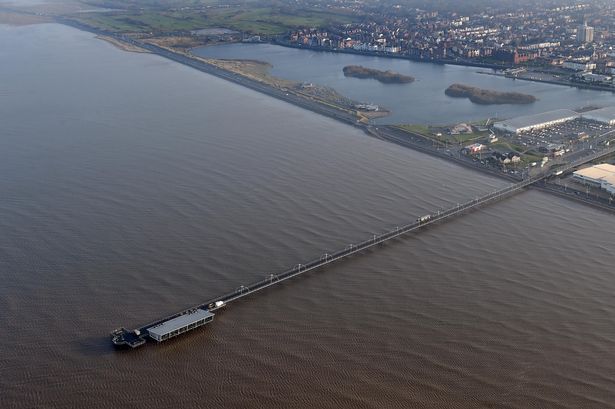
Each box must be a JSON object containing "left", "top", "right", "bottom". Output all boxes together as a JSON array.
[
  {"left": 445, "top": 83, "right": 536, "bottom": 105},
  {"left": 343, "top": 65, "right": 414, "bottom": 84}
]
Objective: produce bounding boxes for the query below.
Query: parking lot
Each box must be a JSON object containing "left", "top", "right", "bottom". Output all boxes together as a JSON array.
[{"left": 507, "top": 118, "right": 615, "bottom": 152}]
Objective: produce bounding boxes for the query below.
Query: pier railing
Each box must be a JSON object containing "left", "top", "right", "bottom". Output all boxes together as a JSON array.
[
  {"left": 72, "top": 16, "right": 615, "bottom": 341},
  {"left": 177, "top": 145, "right": 615, "bottom": 313},
  {"left": 203, "top": 176, "right": 539, "bottom": 307},
  {"left": 131, "top": 144, "right": 615, "bottom": 336}
]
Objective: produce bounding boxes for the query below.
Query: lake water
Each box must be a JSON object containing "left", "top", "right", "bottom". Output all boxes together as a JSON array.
[
  {"left": 1, "top": 23, "right": 615, "bottom": 408},
  {"left": 194, "top": 43, "right": 615, "bottom": 125}
]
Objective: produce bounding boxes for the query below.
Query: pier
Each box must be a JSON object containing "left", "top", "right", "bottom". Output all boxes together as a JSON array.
[
  {"left": 80, "top": 19, "right": 615, "bottom": 348},
  {"left": 111, "top": 144, "right": 615, "bottom": 348},
  {"left": 52, "top": 20, "right": 615, "bottom": 349}
]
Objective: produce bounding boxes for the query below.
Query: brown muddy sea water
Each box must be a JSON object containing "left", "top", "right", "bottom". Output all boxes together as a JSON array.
[{"left": 1, "top": 24, "right": 614, "bottom": 409}]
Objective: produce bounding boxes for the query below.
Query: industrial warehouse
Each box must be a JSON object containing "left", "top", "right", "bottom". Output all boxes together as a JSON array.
[
  {"left": 573, "top": 164, "right": 615, "bottom": 195},
  {"left": 494, "top": 109, "right": 580, "bottom": 133},
  {"left": 581, "top": 106, "right": 615, "bottom": 125}
]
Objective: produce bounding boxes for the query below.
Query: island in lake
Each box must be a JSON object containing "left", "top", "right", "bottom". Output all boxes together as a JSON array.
[
  {"left": 445, "top": 83, "right": 536, "bottom": 105},
  {"left": 343, "top": 65, "right": 414, "bottom": 84}
]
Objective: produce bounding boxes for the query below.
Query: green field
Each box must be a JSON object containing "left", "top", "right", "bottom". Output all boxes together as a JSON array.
[
  {"left": 78, "top": 7, "right": 356, "bottom": 35},
  {"left": 396, "top": 124, "right": 491, "bottom": 144},
  {"left": 397, "top": 124, "right": 431, "bottom": 136},
  {"left": 81, "top": 0, "right": 241, "bottom": 9}
]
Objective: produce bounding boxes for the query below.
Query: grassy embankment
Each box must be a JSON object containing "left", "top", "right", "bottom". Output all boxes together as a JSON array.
[
  {"left": 395, "top": 123, "right": 491, "bottom": 144},
  {"left": 398, "top": 123, "right": 543, "bottom": 165},
  {"left": 96, "top": 35, "right": 150, "bottom": 52},
  {"left": 76, "top": 4, "right": 375, "bottom": 120},
  {"left": 180, "top": 55, "right": 361, "bottom": 118},
  {"left": 0, "top": 11, "right": 51, "bottom": 25},
  {"left": 78, "top": 7, "right": 367, "bottom": 121},
  {"left": 489, "top": 141, "right": 543, "bottom": 164}
]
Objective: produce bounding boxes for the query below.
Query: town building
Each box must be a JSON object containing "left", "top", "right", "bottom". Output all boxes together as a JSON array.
[
  {"left": 493, "top": 109, "right": 580, "bottom": 134},
  {"left": 575, "top": 72, "right": 612, "bottom": 84},
  {"left": 581, "top": 106, "right": 615, "bottom": 125},
  {"left": 563, "top": 60, "right": 597, "bottom": 71},
  {"left": 464, "top": 143, "right": 484, "bottom": 153},
  {"left": 577, "top": 23, "right": 595, "bottom": 43},
  {"left": 573, "top": 164, "right": 615, "bottom": 195}
]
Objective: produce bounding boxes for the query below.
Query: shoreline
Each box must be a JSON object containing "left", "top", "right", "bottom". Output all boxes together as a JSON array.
[
  {"left": 96, "top": 35, "right": 150, "bottom": 53},
  {"left": 445, "top": 83, "right": 536, "bottom": 105},
  {"left": 57, "top": 19, "right": 615, "bottom": 214},
  {"left": 204, "top": 39, "right": 615, "bottom": 96},
  {"left": 272, "top": 40, "right": 511, "bottom": 70},
  {"left": 509, "top": 75, "right": 615, "bottom": 94},
  {"left": 0, "top": 10, "right": 51, "bottom": 26},
  {"left": 193, "top": 55, "right": 391, "bottom": 121},
  {"left": 275, "top": 41, "right": 615, "bottom": 94},
  {"left": 476, "top": 70, "right": 615, "bottom": 94}
]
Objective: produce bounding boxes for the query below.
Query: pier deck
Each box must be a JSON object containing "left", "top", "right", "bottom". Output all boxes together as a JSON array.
[
  {"left": 111, "top": 147, "right": 615, "bottom": 349},
  {"left": 68, "top": 20, "right": 615, "bottom": 349}
]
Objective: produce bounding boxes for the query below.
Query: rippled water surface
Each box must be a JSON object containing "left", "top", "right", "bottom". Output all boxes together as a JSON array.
[{"left": 1, "top": 24, "right": 615, "bottom": 409}]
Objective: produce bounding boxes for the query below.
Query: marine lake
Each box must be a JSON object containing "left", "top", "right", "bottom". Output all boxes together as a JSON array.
[{"left": 194, "top": 43, "right": 615, "bottom": 125}]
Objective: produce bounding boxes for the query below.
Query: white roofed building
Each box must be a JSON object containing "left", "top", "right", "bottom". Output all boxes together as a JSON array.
[
  {"left": 581, "top": 106, "right": 615, "bottom": 125},
  {"left": 494, "top": 109, "right": 580, "bottom": 134},
  {"left": 573, "top": 164, "right": 615, "bottom": 195}
]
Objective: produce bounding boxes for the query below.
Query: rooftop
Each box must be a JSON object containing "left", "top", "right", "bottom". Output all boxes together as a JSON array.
[
  {"left": 147, "top": 309, "right": 214, "bottom": 337},
  {"left": 582, "top": 106, "right": 615, "bottom": 122},
  {"left": 574, "top": 163, "right": 615, "bottom": 185},
  {"left": 495, "top": 109, "right": 579, "bottom": 130}
]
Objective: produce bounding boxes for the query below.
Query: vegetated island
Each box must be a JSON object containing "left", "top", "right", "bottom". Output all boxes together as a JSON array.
[
  {"left": 343, "top": 65, "right": 414, "bottom": 84},
  {"left": 445, "top": 83, "right": 536, "bottom": 105}
]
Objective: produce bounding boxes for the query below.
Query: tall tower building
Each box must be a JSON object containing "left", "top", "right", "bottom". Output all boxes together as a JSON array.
[{"left": 578, "top": 23, "right": 595, "bottom": 43}]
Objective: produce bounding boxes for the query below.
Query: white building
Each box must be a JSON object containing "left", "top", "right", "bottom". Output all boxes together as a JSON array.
[
  {"left": 494, "top": 109, "right": 580, "bottom": 134},
  {"left": 581, "top": 106, "right": 615, "bottom": 125},
  {"left": 464, "top": 143, "right": 484, "bottom": 153},
  {"left": 385, "top": 46, "right": 401, "bottom": 53},
  {"left": 576, "top": 73, "right": 612, "bottom": 83},
  {"left": 577, "top": 24, "right": 595, "bottom": 43},
  {"left": 563, "top": 61, "right": 597, "bottom": 71},
  {"left": 573, "top": 164, "right": 615, "bottom": 195}
]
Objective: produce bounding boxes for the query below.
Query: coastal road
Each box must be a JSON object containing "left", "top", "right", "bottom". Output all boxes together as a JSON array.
[
  {"left": 59, "top": 18, "right": 615, "bottom": 215},
  {"left": 369, "top": 125, "right": 522, "bottom": 182},
  {"left": 128, "top": 38, "right": 361, "bottom": 126},
  {"left": 535, "top": 181, "right": 615, "bottom": 212},
  {"left": 58, "top": 19, "right": 360, "bottom": 126}
]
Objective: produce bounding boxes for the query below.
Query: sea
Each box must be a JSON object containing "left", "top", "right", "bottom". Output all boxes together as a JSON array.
[{"left": 1, "top": 23, "right": 614, "bottom": 408}]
